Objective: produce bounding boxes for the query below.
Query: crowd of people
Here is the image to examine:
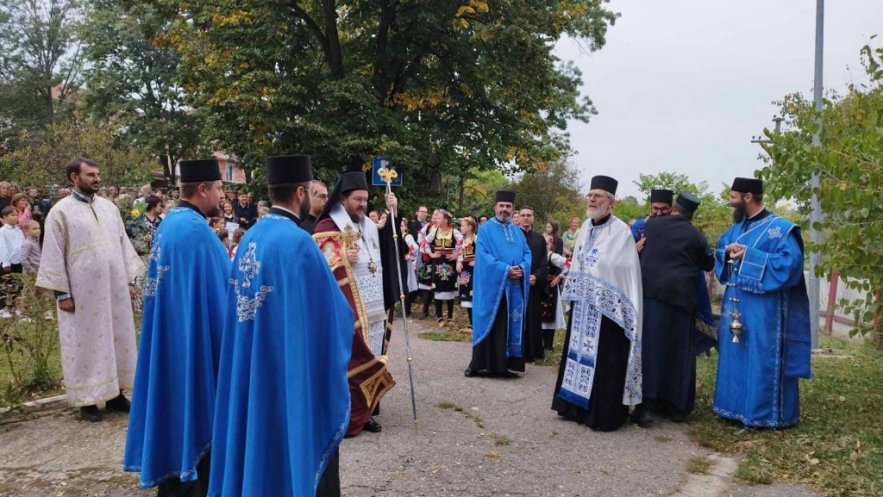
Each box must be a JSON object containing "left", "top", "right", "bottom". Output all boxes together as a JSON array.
[{"left": 0, "top": 156, "right": 812, "bottom": 497}]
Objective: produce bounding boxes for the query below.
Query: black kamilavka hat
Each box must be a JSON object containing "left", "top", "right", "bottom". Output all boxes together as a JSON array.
[
  {"left": 178, "top": 159, "right": 221, "bottom": 183},
  {"left": 590, "top": 175, "right": 618, "bottom": 195},
  {"left": 675, "top": 192, "right": 701, "bottom": 213},
  {"left": 650, "top": 188, "right": 674, "bottom": 204},
  {"left": 731, "top": 177, "right": 763, "bottom": 194},
  {"left": 266, "top": 155, "right": 312, "bottom": 185},
  {"left": 495, "top": 190, "right": 516, "bottom": 203}
]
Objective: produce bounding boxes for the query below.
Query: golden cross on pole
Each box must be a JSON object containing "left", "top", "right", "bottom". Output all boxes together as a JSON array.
[{"left": 377, "top": 166, "right": 398, "bottom": 186}]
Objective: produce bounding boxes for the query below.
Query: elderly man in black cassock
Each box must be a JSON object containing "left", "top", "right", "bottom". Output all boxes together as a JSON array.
[
  {"left": 633, "top": 192, "right": 715, "bottom": 425},
  {"left": 552, "top": 176, "right": 643, "bottom": 432},
  {"left": 518, "top": 206, "right": 549, "bottom": 362}
]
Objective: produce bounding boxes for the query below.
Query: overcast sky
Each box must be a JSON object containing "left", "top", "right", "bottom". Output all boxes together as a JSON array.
[{"left": 555, "top": 0, "right": 882, "bottom": 199}]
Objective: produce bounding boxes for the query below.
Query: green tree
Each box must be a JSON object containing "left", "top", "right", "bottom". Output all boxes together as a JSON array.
[
  {"left": 759, "top": 40, "right": 883, "bottom": 342},
  {"left": 153, "top": 0, "right": 616, "bottom": 195},
  {"left": 0, "top": 0, "right": 83, "bottom": 142},
  {"left": 79, "top": 0, "right": 205, "bottom": 180},
  {"left": 0, "top": 116, "right": 153, "bottom": 187},
  {"left": 513, "top": 157, "right": 583, "bottom": 230}
]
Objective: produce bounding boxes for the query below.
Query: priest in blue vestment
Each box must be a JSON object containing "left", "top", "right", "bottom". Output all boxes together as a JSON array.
[
  {"left": 464, "top": 190, "right": 531, "bottom": 378},
  {"left": 124, "top": 159, "right": 230, "bottom": 496},
  {"left": 209, "top": 155, "right": 353, "bottom": 497},
  {"left": 714, "top": 177, "right": 811, "bottom": 428}
]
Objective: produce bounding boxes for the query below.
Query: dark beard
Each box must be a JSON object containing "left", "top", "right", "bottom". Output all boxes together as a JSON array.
[
  {"left": 298, "top": 199, "right": 311, "bottom": 220},
  {"left": 731, "top": 201, "right": 746, "bottom": 222},
  {"left": 78, "top": 183, "right": 99, "bottom": 195},
  {"left": 204, "top": 206, "right": 221, "bottom": 218}
]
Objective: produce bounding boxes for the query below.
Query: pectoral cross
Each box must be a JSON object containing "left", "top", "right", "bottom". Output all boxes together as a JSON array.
[{"left": 340, "top": 225, "right": 362, "bottom": 252}]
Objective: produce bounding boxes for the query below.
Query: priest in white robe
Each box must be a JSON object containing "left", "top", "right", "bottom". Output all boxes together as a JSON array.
[
  {"left": 552, "top": 175, "right": 643, "bottom": 432},
  {"left": 36, "top": 157, "right": 144, "bottom": 422}
]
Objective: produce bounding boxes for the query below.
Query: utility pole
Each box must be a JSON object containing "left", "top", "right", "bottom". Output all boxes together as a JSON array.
[
  {"left": 808, "top": 0, "right": 824, "bottom": 349},
  {"left": 750, "top": 115, "right": 784, "bottom": 145}
]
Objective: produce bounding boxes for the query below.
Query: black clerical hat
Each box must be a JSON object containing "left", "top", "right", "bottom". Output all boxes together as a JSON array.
[
  {"left": 650, "top": 188, "right": 674, "bottom": 204},
  {"left": 265, "top": 155, "right": 312, "bottom": 185},
  {"left": 495, "top": 190, "right": 516, "bottom": 203},
  {"left": 675, "top": 192, "right": 701, "bottom": 213},
  {"left": 731, "top": 177, "right": 763, "bottom": 194},
  {"left": 178, "top": 159, "right": 221, "bottom": 183},
  {"left": 590, "top": 175, "right": 618, "bottom": 195},
  {"left": 338, "top": 171, "right": 369, "bottom": 194}
]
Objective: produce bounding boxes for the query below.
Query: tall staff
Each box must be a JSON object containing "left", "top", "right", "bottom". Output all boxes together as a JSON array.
[{"left": 378, "top": 166, "right": 418, "bottom": 431}]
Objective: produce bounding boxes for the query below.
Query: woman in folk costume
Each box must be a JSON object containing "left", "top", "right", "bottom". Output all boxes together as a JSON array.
[
  {"left": 456, "top": 216, "right": 478, "bottom": 334},
  {"left": 541, "top": 232, "right": 568, "bottom": 353},
  {"left": 416, "top": 210, "right": 439, "bottom": 319},
  {"left": 401, "top": 217, "right": 419, "bottom": 302},
  {"left": 424, "top": 209, "right": 462, "bottom": 324}
]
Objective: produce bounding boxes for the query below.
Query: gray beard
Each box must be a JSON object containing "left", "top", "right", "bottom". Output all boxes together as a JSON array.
[
  {"left": 586, "top": 206, "right": 606, "bottom": 220},
  {"left": 495, "top": 213, "right": 510, "bottom": 223}
]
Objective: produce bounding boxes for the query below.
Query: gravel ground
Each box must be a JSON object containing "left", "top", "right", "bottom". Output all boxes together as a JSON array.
[{"left": 0, "top": 319, "right": 821, "bottom": 497}]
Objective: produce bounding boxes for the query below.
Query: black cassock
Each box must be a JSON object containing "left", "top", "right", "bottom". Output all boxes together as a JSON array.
[
  {"left": 552, "top": 309, "right": 631, "bottom": 432},
  {"left": 468, "top": 294, "right": 526, "bottom": 375},
  {"left": 639, "top": 215, "right": 714, "bottom": 414},
  {"left": 521, "top": 228, "right": 548, "bottom": 361}
]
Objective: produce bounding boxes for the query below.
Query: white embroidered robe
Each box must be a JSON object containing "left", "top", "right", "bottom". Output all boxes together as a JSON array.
[{"left": 36, "top": 195, "right": 144, "bottom": 405}]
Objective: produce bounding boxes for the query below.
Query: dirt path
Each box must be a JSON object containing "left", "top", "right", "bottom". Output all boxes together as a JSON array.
[{"left": 0, "top": 319, "right": 821, "bottom": 497}]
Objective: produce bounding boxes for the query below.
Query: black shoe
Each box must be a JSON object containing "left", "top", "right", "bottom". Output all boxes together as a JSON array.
[
  {"left": 464, "top": 367, "right": 476, "bottom": 377},
  {"left": 668, "top": 410, "right": 688, "bottom": 423},
  {"left": 500, "top": 371, "right": 519, "bottom": 379},
  {"left": 79, "top": 405, "right": 103, "bottom": 422},
  {"left": 105, "top": 393, "right": 131, "bottom": 413},
  {"left": 363, "top": 417, "right": 382, "bottom": 433},
  {"left": 630, "top": 406, "right": 653, "bottom": 427}
]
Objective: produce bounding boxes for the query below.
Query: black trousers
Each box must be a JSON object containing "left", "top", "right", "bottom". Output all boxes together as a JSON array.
[
  {"left": 316, "top": 449, "right": 341, "bottom": 497},
  {"left": 157, "top": 452, "right": 210, "bottom": 497}
]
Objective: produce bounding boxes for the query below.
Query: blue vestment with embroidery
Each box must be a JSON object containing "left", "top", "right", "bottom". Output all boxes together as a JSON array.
[
  {"left": 471, "top": 218, "right": 531, "bottom": 358},
  {"left": 713, "top": 211, "right": 811, "bottom": 428},
  {"left": 124, "top": 205, "right": 230, "bottom": 487},
  {"left": 208, "top": 214, "right": 353, "bottom": 497}
]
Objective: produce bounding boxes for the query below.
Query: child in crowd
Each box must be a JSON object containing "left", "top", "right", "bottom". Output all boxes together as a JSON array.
[
  {"left": 20, "top": 220, "right": 42, "bottom": 274},
  {"left": 229, "top": 228, "right": 246, "bottom": 259},
  {"left": 0, "top": 206, "right": 24, "bottom": 318}
]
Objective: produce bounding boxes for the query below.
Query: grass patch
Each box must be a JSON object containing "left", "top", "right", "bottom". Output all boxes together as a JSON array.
[
  {"left": 533, "top": 329, "right": 567, "bottom": 367},
  {"left": 436, "top": 401, "right": 463, "bottom": 412},
  {"left": 493, "top": 434, "right": 511, "bottom": 446},
  {"left": 690, "top": 337, "right": 883, "bottom": 497},
  {"left": 435, "top": 401, "right": 484, "bottom": 429},
  {"left": 418, "top": 331, "right": 471, "bottom": 343},
  {"left": 686, "top": 456, "right": 712, "bottom": 475}
]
